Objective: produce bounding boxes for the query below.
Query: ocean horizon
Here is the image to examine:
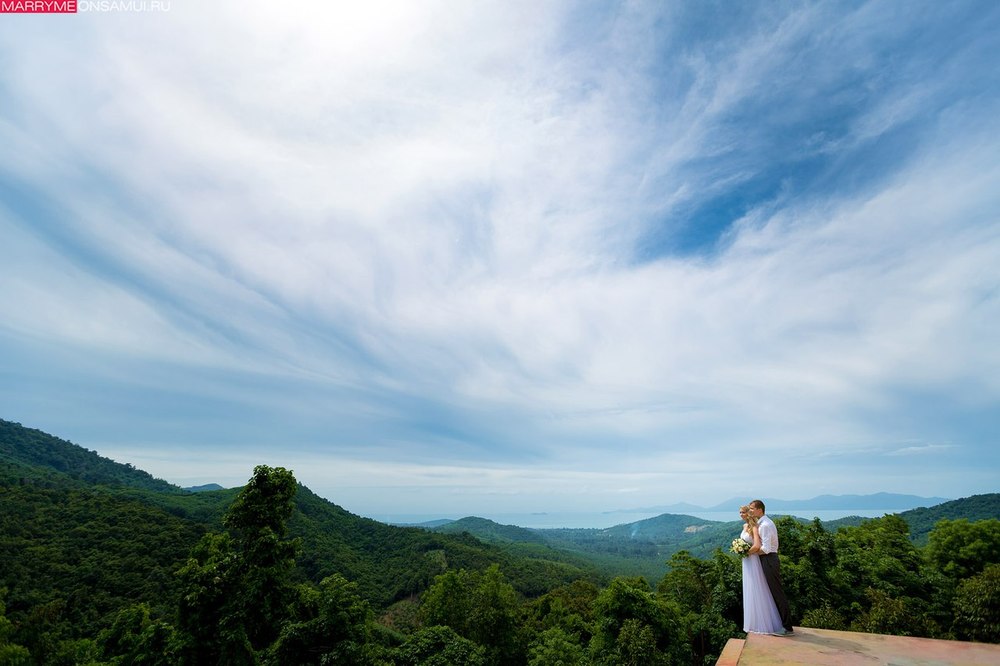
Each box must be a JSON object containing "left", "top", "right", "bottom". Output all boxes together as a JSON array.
[{"left": 368, "top": 508, "right": 902, "bottom": 530}]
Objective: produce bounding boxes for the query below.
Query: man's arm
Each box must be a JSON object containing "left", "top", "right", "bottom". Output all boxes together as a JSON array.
[{"left": 758, "top": 520, "right": 777, "bottom": 554}]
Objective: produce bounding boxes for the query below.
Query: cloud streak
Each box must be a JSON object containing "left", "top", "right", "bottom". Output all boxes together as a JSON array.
[{"left": 1, "top": 1, "right": 998, "bottom": 514}]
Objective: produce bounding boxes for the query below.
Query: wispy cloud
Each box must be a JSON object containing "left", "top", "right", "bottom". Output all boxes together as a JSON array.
[
  {"left": 1, "top": 1, "right": 998, "bottom": 514},
  {"left": 885, "top": 443, "right": 959, "bottom": 457}
]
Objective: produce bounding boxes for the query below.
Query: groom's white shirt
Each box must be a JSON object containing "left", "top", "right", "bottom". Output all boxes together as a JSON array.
[{"left": 757, "top": 514, "right": 779, "bottom": 554}]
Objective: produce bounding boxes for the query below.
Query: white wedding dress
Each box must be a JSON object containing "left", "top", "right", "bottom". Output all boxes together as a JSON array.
[{"left": 741, "top": 529, "right": 785, "bottom": 634}]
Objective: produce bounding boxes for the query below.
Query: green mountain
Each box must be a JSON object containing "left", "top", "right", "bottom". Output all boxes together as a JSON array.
[
  {"left": 536, "top": 513, "right": 736, "bottom": 564},
  {"left": 432, "top": 513, "right": 740, "bottom": 581},
  {"left": 2, "top": 418, "right": 998, "bottom": 663},
  {"left": 0, "top": 418, "right": 598, "bottom": 640},
  {"left": 899, "top": 493, "right": 1000, "bottom": 544},
  {"left": 435, "top": 516, "right": 550, "bottom": 545},
  {"left": 184, "top": 483, "right": 225, "bottom": 492},
  {"left": 0, "top": 419, "right": 179, "bottom": 492},
  {"left": 433, "top": 495, "right": 1000, "bottom": 583},
  {"left": 431, "top": 516, "right": 614, "bottom": 579},
  {"left": 0, "top": 478, "right": 210, "bottom": 629}
]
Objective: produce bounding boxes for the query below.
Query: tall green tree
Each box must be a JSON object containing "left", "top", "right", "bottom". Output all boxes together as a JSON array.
[
  {"left": 468, "top": 565, "right": 524, "bottom": 664},
  {"left": 926, "top": 519, "right": 1000, "bottom": 581},
  {"left": 658, "top": 551, "right": 713, "bottom": 614},
  {"left": 589, "top": 576, "right": 688, "bottom": 666},
  {"left": 98, "top": 603, "right": 177, "bottom": 665},
  {"left": 777, "top": 517, "right": 839, "bottom": 620},
  {"left": 419, "top": 569, "right": 475, "bottom": 636},
  {"left": 527, "top": 627, "right": 584, "bottom": 666},
  {"left": 223, "top": 465, "right": 299, "bottom": 651},
  {"left": 393, "top": 625, "right": 486, "bottom": 666},
  {"left": 524, "top": 579, "right": 598, "bottom": 646},
  {"left": 658, "top": 550, "right": 739, "bottom": 665},
  {"left": 825, "top": 515, "right": 935, "bottom": 637},
  {"left": 264, "top": 574, "right": 379, "bottom": 665},
  {"left": 832, "top": 515, "right": 926, "bottom": 599},
  {"left": 176, "top": 533, "right": 253, "bottom": 664},
  {"left": 851, "top": 588, "right": 937, "bottom": 637},
  {"left": 420, "top": 565, "right": 524, "bottom": 666},
  {"left": 953, "top": 563, "right": 1000, "bottom": 643},
  {"left": 175, "top": 465, "right": 299, "bottom": 664}
]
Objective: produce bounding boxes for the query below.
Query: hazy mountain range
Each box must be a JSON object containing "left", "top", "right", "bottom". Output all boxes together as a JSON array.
[
  {"left": 2, "top": 416, "right": 994, "bottom": 589},
  {"left": 613, "top": 492, "right": 951, "bottom": 514}
]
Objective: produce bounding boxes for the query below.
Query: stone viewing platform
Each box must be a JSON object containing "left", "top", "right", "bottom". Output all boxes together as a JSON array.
[{"left": 716, "top": 626, "right": 1000, "bottom": 665}]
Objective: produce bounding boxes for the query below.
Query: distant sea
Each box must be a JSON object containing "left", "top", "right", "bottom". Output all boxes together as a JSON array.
[{"left": 369, "top": 508, "right": 901, "bottom": 530}]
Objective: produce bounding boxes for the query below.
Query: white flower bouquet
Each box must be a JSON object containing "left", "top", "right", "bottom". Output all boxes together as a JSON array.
[{"left": 731, "top": 537, "right": 751, "bottom": 558}]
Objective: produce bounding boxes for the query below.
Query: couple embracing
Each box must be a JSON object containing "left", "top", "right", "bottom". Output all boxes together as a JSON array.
[{"left": 738, "top": 500, "right": 793, "bottom": 635}]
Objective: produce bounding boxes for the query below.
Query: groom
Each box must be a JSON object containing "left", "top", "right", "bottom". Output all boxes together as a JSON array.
[{"left": 749, "top": 499, "right": 793, "bottom": 634}]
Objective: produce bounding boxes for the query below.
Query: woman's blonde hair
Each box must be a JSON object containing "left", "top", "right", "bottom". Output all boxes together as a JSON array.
[{"left": 739, "top": 505, "right": 758, "bottom": 527}]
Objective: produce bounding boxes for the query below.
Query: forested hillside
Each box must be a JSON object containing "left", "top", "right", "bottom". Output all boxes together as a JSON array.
[
  {"left": 0, "top": 419, "right": 600, "bottom": 664},
  {"left": 434, "top": 496, "right": 1000, "bottom": 583},
  {"left": 0, "top": 419, "right": 179, "bottom": 492},
  {"left": 901, "top": 494, "right": 1000, "bottom": 544},
  {"left": 2, "top": 419, "right": 998, "bottom": 665}
]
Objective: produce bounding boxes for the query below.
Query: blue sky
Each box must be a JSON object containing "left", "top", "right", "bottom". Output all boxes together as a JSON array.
[{"left": 1, "top": 1, "right": 998, "bottom": 518}]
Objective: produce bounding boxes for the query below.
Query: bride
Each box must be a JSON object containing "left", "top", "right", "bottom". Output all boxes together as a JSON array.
[{"left": 738, "top": 505, "right": 785, "bottom": 635}]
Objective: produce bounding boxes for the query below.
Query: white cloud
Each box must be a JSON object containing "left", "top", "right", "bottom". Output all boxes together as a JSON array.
[{"left": 1, "top": 2, "right": 998, "bottom": 511}]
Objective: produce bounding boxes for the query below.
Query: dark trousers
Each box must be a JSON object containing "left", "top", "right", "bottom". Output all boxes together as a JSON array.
[{"left": 759, "top": 552, "right": 792, "bottom": 631}]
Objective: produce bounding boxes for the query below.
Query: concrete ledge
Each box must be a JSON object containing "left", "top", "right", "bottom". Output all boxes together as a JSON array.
[
  {"left": 717, "top": 626, "right": 1000, "bottom": 665},
  {"left": 715, "top": 637, "right": 745, "bottom": 666}
]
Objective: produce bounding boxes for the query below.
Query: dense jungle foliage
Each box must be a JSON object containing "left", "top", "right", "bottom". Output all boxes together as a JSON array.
[{"left": 2, "top": 418, "right": 999, "bottom": 665}]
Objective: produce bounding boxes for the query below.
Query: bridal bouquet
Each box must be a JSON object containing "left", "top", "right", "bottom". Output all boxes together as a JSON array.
[{"left": 731, "top": 537, "right": 751, "bottom": 557}]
